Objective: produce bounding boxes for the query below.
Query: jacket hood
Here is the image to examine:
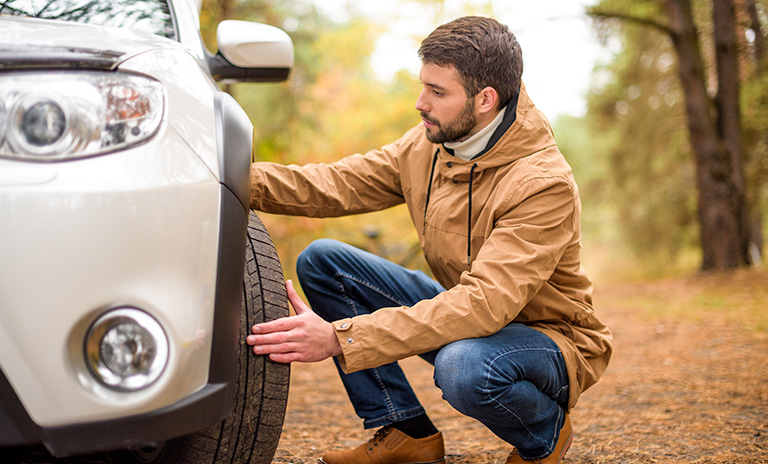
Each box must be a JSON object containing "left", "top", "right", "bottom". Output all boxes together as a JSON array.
[{"left": 438, "top": 83, "right": 557, "bottom": 182}]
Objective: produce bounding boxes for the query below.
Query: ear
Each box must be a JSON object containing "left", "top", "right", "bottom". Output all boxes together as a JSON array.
[{"left": 475, "top": 87, "right": 499, "bottom": 115}]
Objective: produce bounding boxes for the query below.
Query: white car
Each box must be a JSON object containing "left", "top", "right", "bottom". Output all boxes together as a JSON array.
[{"left": 0, "top": 1, "right": 293, "bottom": 463}]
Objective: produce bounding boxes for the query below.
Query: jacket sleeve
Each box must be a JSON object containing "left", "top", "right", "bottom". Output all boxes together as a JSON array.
[
  {"left": 333, "top": 172, "right": 579, "bottom": 373},
  {"left": 250, "top": 141, "right": 406, "bottom": 217}
]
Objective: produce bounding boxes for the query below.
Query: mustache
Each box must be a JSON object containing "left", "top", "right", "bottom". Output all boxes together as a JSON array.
[{"left": 420, "top": 112, "right": 439, "bottom": 125}]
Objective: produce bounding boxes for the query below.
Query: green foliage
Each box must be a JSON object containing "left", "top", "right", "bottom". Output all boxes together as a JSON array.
[
  {"left": 198, "top": 0, "right": 768, "bottom": 281},
  {"left": 585, "top": 2, "right": 702, "bottom": 276},
  {"left": 552, "top": 114, "right": 613, "bottom": 243},
  {"left": 199, "top": 0, "right": 430, "bottom": 286},
  {"left": 586, "top": 0, "right": 768, "bottom": 275},
  {"left": 742, "top": 69, "right": 768, "bottom": 238}
]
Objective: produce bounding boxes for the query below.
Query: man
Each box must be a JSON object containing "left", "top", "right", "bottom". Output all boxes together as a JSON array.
[{"left": 247, "top": 16, "right": 612, "bottom": 464}]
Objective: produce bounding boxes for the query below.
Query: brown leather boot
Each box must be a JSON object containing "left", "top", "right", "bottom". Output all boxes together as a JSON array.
[
  {"left": 319, "top": 426, "right": 446, "bottom": 464},
  {"left": 504, "top": 414, "right": 572, "bottom": 464}
]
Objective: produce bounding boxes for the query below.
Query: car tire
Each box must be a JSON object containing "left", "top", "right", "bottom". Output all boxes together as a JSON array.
[{"left": 108, "top": 211, "right": 291, "bottom": 464}]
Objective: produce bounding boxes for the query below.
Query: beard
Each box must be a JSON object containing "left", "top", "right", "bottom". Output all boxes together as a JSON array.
[{"left": 421, "top": 97, "right": 477, "bottom": 144}]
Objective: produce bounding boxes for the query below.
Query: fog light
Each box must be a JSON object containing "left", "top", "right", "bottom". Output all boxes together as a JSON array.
[{"left": 85, "top": 308, "right": 169, "bottom": 391}]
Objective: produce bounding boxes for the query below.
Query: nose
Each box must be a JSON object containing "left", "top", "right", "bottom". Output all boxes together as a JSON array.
[{"left": 415, "top": 88, "right": 430, "bottom": 113}]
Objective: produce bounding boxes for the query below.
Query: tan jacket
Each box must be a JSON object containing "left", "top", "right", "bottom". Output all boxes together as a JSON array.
[{"left": 250, "top": 85, "right": 612, "bottom": 410}]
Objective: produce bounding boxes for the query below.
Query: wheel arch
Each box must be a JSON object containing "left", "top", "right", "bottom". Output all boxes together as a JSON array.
[{"left": 214, "top": 90, "right": 253, "bottom": 211}]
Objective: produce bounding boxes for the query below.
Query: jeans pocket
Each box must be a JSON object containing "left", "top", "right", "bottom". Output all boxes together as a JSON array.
[{"left": 552, "top": 383, "right": 569, "bottom": 407}]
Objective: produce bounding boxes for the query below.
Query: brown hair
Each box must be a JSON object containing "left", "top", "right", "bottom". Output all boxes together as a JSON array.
[{"left": 418, "top": 16, "right": 523, "bottom": 108}]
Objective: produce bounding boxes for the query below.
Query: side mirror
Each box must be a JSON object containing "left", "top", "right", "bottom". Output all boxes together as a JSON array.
[{"left": 207, "top": 20, "right": 294, "bottom": 83}]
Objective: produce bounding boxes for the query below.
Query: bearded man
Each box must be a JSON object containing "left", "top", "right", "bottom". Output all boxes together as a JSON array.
[{"left": 247, "top": 16, "right": 612, "bottom": 464}]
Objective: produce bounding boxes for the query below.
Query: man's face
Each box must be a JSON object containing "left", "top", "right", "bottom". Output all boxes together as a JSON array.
[{"left": 416, "top": 63, "right": 478, "bottom": 144}]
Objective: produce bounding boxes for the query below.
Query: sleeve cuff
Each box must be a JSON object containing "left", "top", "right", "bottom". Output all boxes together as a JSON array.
[{"left": 332, "top": 318, "right": 363, "bottom": 373}]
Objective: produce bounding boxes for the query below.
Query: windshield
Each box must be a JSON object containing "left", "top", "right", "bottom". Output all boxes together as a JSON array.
[{"left": 0, "top": 0, "right": 176, "bottom": 39}]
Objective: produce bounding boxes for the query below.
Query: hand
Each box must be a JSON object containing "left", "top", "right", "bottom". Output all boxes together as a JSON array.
[{"left": 246, "top": 280, "right": 342, "bottom": 363}]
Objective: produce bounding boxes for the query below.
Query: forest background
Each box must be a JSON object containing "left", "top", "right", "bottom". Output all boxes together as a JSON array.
[
  {"left": 199, "top": 0, "right": 768, "bottom": 285},
  {"left": 197, "top": 2, "right": 768, "bottom": 461}
]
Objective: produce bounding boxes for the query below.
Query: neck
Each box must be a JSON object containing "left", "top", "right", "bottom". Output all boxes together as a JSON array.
[
  {"left": 460, "top": 108, "right": 502, "bottom": 142},
  {"left": 445, "top": 106, "right": 507, "bottom": 161}
]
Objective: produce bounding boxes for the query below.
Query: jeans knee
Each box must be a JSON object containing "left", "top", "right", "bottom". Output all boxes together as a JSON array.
[
  {"left": 434, "top": 341, "right": 487, "bottom": 413},
  {"left": 296, "top": 239, "right": 342, "bottom": 284}
]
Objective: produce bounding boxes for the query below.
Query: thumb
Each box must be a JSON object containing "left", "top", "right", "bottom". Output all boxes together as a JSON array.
[{"left": 285, "top": 279, "right": 312, "bottom": 315}]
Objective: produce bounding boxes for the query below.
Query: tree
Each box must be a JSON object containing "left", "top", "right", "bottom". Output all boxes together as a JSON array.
[
  {"left": 742, "top": 0, "right": 768, "bottom": 263},
  {"left": 584, "top": 20, "right": 698, "bottom": 275},
  {"left": 589, "top": 0, "right": 762, "bottom": 271},
  {"left": 197, "top": 0, "right": 430, "bottom": 283}
]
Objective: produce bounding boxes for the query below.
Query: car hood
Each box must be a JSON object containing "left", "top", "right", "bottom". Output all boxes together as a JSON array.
[{"left": 0, "top": 15, "right": 176, "bottom": 70}]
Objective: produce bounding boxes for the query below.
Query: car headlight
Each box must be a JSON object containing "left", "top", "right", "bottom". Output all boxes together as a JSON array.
[
  {"left": 85, "top": 308, "right": 169, "bottom": 391},
  {"left": 0, "top": 71, "right": 164, "bottom": 161}
]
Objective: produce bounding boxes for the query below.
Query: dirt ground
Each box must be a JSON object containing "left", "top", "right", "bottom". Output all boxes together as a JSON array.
[{"left": 273, "top": 269, "right": 768, "bottom": 464}]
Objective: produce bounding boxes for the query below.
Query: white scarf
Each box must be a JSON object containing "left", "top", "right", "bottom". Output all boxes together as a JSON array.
[{"left": 444, "top": 106, "right": 507, "bottom": 161}]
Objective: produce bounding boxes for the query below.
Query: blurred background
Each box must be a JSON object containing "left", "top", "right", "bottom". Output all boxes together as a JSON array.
[{"left": 199, "top": 0, "right": 768, "bottom": 285}]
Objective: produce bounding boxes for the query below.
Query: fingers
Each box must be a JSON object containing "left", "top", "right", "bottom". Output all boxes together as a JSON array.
[
  {"left": 251, "top": 341, "right": 305, "bottom": 362},
  {"left": 247, "top": 330, "right": 292, "bottom": 347},
  {"left": 285, "top": 279, "right": 310, "bottom": 315},
  {"left": 267, "top": 353, "right": 294, "bottom": 363},
  {"left": 248, "top": 315, "right": 299, "bottom": 338},
  {"left": 248, "top": 330, "right": 327, "bottom": 363},
  {"left": 245, "top": 279, "right": 340, "bottom": 364},
  {"left": 247, "top": 330, "right": 307, "bottom": 360},
  {"left": 266, "top": 351, "right": 311, "bottom": 363},
  {"left": 249, "top": 337, "right": 296, "bottom": 356},
  {"left": 248, "top": 280, "right": 311, "bottom": 338}
]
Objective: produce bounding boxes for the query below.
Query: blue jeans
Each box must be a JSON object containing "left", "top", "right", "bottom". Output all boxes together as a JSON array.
[{"left": 296, "top": 239, "right": 570, "bottom": 459}]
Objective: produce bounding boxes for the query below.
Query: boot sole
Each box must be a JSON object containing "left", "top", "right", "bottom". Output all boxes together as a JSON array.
[
  {"left": 557, "top": 430, "right": 573, "bottom": 462},
  {"left": 319, "top": 459, "right": 446, "bottom": 464}
]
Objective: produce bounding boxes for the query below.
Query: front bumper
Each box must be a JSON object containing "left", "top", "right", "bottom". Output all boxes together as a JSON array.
[
  {"left": 0, "top": 124, "right": 248, "bottom": 455},
  {"left": 0, "top": 369, "right": 231, "bottom": 456}
]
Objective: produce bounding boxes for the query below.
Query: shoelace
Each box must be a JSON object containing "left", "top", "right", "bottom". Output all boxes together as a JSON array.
[{"left": 367, "top": 426, "right": 393, "bottom": 452}]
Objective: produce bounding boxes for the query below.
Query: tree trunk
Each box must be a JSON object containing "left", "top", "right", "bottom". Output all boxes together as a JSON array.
[
  {"left": 745, "top": 0, "right": 766, "bottom": 262},
  {"left": 664, "top": 0, "right": 747, "bottom": 269},
  {"left": 713, "top": 0, "right": 750, "bottom": 262},
  {"left": 746, "top": 0, "right": 767, "bottom": 72}
]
